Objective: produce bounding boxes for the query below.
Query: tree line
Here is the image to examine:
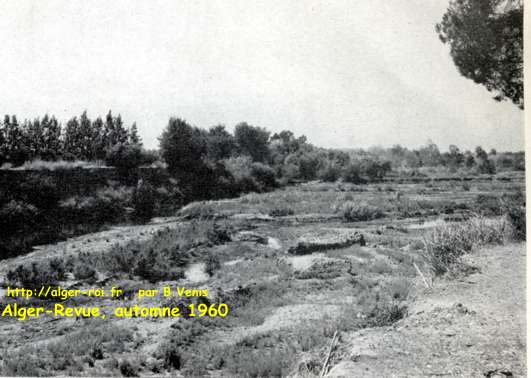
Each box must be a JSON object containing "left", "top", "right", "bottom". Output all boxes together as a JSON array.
[
  {"left": 157, "top": 117, "right": 524, "bottom": 202},
  {"left": 0, "top": 111, "right": 143, "bottom": 166},
  {"left": 0, "top": 112, "right": 524, "bottom": 186}
]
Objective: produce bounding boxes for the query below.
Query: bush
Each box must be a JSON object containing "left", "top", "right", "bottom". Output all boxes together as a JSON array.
[
  {"left": 6, "top": 259, "right": 65, "bottom": 289},
  {"left": 0, "top": 200, "right": 38, "bottom": 236},
  {"left": 132, "top": 180, "right": 156, "bottom": 221},
  {"left": 507, "top": 205, "right": 526, "bottom": 241},
  {"left": 73, "top": 263, "right": 97, "bottom": 282},
  {"left": 222, "top": 156, "right": 261, "bottom": 193},
  {"left": 268, "top": 206, "right": 295, "bottom": 217},
  {"left": 60, "top": 187, "right": 130, "bottom": 225},
  {"left": 477, "top": 158, "right": 496, "bottom": 174},
  {"left": 424, "top": 216, "right": 507, "bottom": 275},
  {"left": 318, "top": 163, "right": 342, "bottom": 182},
  {"left": 424, "top": 223, "right": 474, "bottom": 275},
  {"left": 158, "top": 319, "right": 215, "bottom": 370},
  {"left": 162, "top": 343, "right": 183, "bottom": 370},
  {"left": 337, "top": 201, "right": 384, "bottom": 222},
  {"left": 475, "top": 194, "right": 502, "bottom": 215},
  {"left": 206, "top": 223, "right": 232, "bottom": 245},
  {"left": 105, "top": 142, "right": 143, "bottom": 172},
  {"left": 205, "top": 254, "right": 221, "bottom": 277},
  {"left": 360, "top": 159, "right": 392, "bottom": 181},
  {"left": 342, "top": 163, "right": 366, "bottom": 184},
  {"left": 250, "top": 162, "right": 277, "bottom": 190},
  {"left": 119, "top": 360, "right": 139, "bottom": 377},
  {"left": 19, "top": 175, "right": 60, "bottom": 209},
  {"left": 134, "top": 256, "right": 182, "bottom": 283},
  {"left": 367, "top": 302, "right": 407, "bottom": 327}
]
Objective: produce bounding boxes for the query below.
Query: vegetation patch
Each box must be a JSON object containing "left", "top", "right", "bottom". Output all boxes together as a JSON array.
[
  {"left": 424, "top": 216, "right": 509, "bottom": 275},
  {"left": 288, "top": 229, "right": 366, "bottom": 255}
]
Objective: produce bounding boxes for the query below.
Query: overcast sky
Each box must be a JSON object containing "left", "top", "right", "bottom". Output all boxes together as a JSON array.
[{"left": 0, "top": 0, "right": 524, "bottom": 151}]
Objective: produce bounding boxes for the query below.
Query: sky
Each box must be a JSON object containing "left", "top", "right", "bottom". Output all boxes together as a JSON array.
[{"left": 0, "top": 0, "right": 524, "bottom": 151}]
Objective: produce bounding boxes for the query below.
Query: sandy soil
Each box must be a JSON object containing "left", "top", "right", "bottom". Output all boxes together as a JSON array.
[{"left": 328, "top": 243, "right": 526, "bottom": 377}]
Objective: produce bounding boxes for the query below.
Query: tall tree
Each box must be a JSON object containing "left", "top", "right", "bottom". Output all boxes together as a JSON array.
[
  {"left": 159, "top": 118, "right": 207, "bottom": 176},
  {"left": 78, "top": 111, "right": 94, "bottom": 160},
  {"left": 104, "top": 110, "right": 116, "bottom": 149},
  {"left": 44, "top": 115, "right": 62, "bottom": 160},
  {"left": 436, "top": 0, "right": 523, "bottom": 108},
  {"left": 129, "top": 122, "right": 142, "bottom": 146},
  {"left": 114, "top": 114, "right": 129, "bottom": 144},
  {"left": 91, "top": 116, "right": 106, "bottom": 160},
  {"left": 234, "top": 122, "right": 270, "bottom": 163},
  {"left": 25, "top": 118, "right": 44, "bottom": 160},
  {"left": 63, "top": 117, "right": 81, "bottom": 159},
  {"left": 3, "top": 115, "right": 28, "bottom": 165},
  {"left": 206, "top": 124, "right": 236, "bottom": 161}
]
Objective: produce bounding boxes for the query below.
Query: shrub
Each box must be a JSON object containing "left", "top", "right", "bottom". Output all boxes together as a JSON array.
[
  {"left": 206, "top": 223, "right": 232, "bottom": 245},
  {"left": 222, "top": 156, "right": 262, "bottom": 193},
  {"left": 19, "top": 175, "right": 60, "bottom": 209},
  {"left": 6, "top": 259, "right": 65, "bottom": 289},
  {"left": 507, "top": 205, "right": 526, "bottom": 241},
  {"left": 0, "top": 200, "right": 39, "bottom": 236},
  {"left": 60, "top": 188, "right": 130, "bottom": 225},
  {"left": 424, "top": 216, "right": 507, "bottom": 275},
  {"left": 250, "top": 162, "right": 277, "bottom": 190},
  {"left": 158, "top": 319, "right": 215, "bottom": 370},
  {"left": 133, "top": 249, "right": 184, "bottom": 283},
  {"left": 162, "top": 342, "right": 183, "bottom": 370},
  {"left": 73, "top": 263, "right": 98, "bottom": 282},
  {"left": 342, "top": 163, "right": 364, "bottom": 184},
  {"left": 205, "top": 254, "right": 221, "bottom": 277},
  {"left": 360, "top": 159, "right": 392, "bottom": 181},
  {"left": 318, "top": 162, "right": 342, "bottom": 182},
  {"left": 119, "top": 360, "right": 139, "bottom": 377},
  {"left": 269, "top": 206, "right": 295, "bottom": 217},
  {"left": 105, "top": 142, "right": 143, "bottom": 172},
  {"left": 423, "top": 223, "right": 475, "bottom": 275},
  {"left": 2, "top": 322, "right": 134, "bottom": 376},
  {"left": 132, "top": 180, "right": 156, "bottom": 221},
  {"left": 367, "top": 302, "right": 407, "bottom": 327},
  {"left": 477, "top": 158, "right": 496, "bottom": 174},
  {"left": 475, "top": 194, "right": 502, "bottom": 215},
  {"left": 337, "top": 201, "right": 384, "bottom": 222},
  {"left": 466, "top": 216, "right": 508, "bottom": 245}
]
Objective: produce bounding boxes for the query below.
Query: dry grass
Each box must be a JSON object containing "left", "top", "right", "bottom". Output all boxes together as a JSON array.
[
  {"left": 1, "top": 320, "right": 135, "bottom": 376},
  {"left": 423, "top": 216, "right": 509, "bottom": 275},
  {"left": 1, "top": 159, "right": 105, "bottom": 171},
  {"left": 334, "top": 201, "right": 384, "bottom": 222},
  {"left": 0, "top": 178, "right": 522, "bottom": 377}
]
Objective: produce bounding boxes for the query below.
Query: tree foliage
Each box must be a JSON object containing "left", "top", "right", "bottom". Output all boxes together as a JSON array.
[
  {"left": 0, "top": 111, "right": 143, "bottom": 167},
  {"left": 436, "top": 0, "right": 523, "bottom": 108},
  {"left": 159, "top": 118, "right": 207, "bottom": 177},
  {"left": 234, "top": 122, "right": 270, "bottom": 163},
  {"left": 206, "top": 125, "right": 236, "bottom": 161}
]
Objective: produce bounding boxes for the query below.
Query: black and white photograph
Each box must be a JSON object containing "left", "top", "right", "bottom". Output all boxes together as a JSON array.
[{"left": 0, "top": 1, "right": 526, "bottom": 377}]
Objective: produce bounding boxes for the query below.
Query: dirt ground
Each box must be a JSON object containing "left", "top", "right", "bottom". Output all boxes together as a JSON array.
[
  {"left": 0, "top": 177, "right": 525, "bottom": 376},
  {"left": 328, "top": 243, "right": 526, "bottom": 377}
]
